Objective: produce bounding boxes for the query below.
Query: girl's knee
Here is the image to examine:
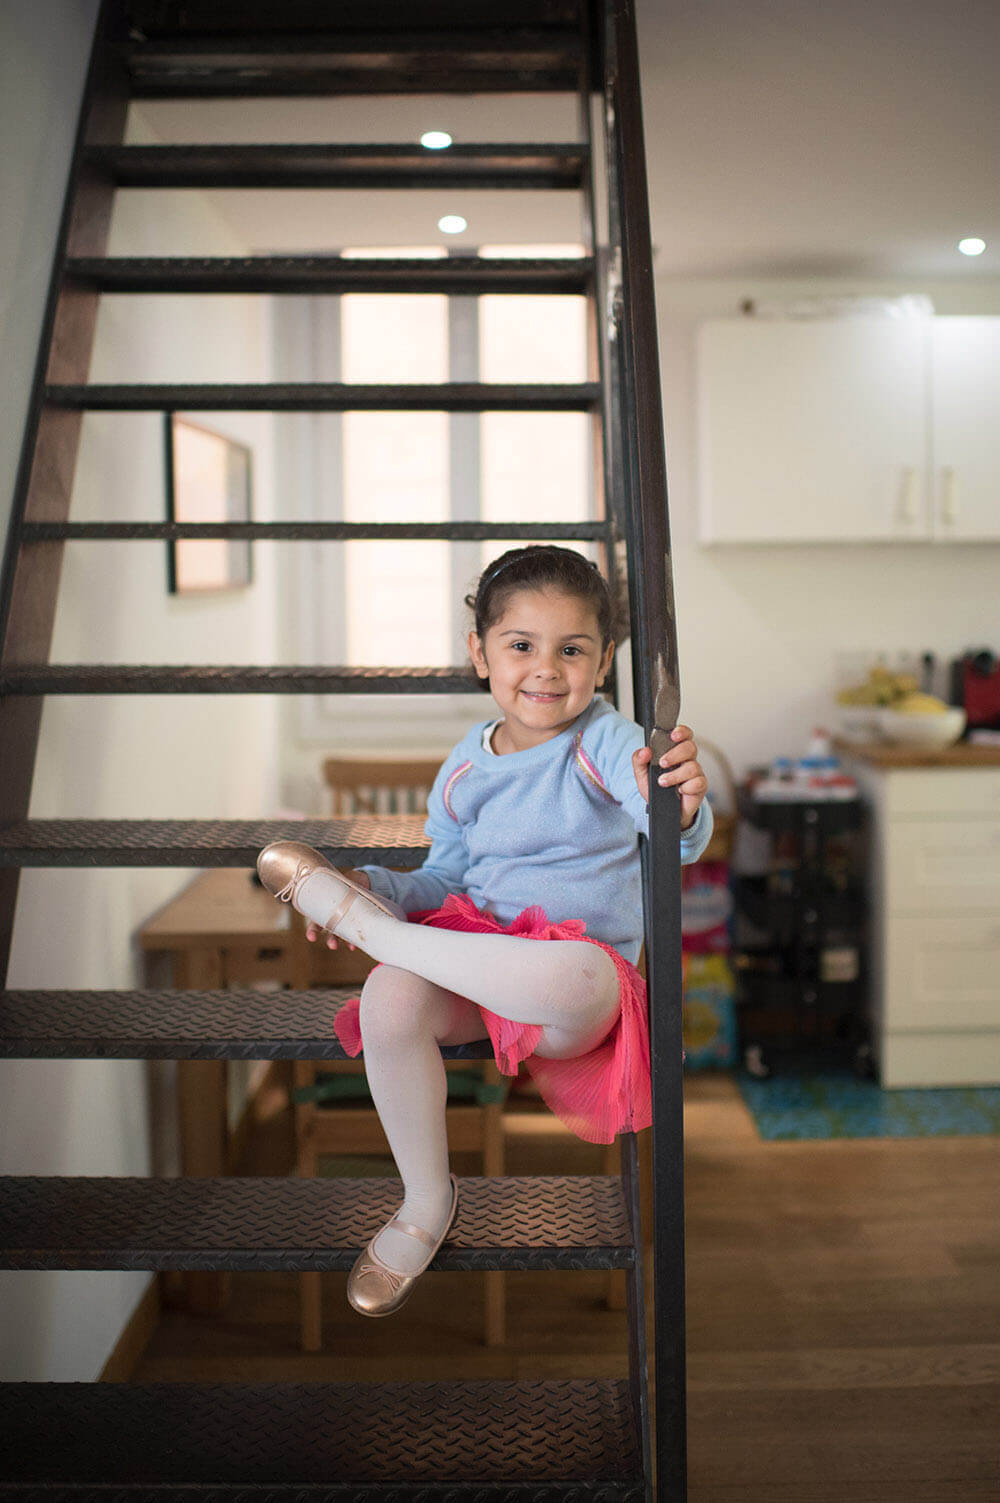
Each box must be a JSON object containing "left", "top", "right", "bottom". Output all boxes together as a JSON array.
[
  {"left": 577, "top": 942, "right": 619, "bottom": 995},
  {"left": 549, "top": 942, "right": 619, "bottom": 1012},
  {"left": 358, "top": 966, "right": 444, "bottom": 1043}
]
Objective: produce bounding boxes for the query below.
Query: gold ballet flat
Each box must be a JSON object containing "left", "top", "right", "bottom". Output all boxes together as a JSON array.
[
  {"left": 256, "top": 839, "right": 398, "bottom": 935},
  {"left": 347, "top": 1175, "right": 459, "bottom": 1318}
]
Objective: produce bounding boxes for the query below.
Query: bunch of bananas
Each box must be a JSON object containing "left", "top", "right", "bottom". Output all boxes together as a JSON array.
[{"left": 837, "top": 666, "right": 950, "bottom": 714}]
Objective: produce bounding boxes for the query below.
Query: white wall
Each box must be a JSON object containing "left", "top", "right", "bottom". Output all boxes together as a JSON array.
[
  {"left": 0, "top": 7, "right": 280, "bottom": 1379},
  {"left": 653, "top": 276, "right": 1000, "bottom": 784}
]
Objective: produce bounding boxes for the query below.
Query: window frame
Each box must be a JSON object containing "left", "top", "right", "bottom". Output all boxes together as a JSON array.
[{"left": 272, "top": 252, "right": 595, "bottom": 753}]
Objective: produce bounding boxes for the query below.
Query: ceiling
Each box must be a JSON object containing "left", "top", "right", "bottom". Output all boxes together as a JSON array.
[
  {"left": 637, "top": 0, "right": 1000, "bottom": 279},
  {"left": 129, "top": 0, "right": 1000, "bottom": 279}
]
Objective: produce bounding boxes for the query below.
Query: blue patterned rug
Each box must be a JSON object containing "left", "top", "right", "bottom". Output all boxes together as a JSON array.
[{"left": 738, "top": 1071, "right": 1000, "bottom": 1141}]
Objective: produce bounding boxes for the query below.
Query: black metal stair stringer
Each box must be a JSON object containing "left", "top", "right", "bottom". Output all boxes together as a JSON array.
[
  {"left": 601, "top": 1, "right": 687, "bottom": 1494},
  {"left": 0, "top": 0, "right": 130, "bottom": 983}
]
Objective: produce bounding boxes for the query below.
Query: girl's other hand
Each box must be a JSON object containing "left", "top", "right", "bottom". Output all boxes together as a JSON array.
[
  {"left": 304, "top": 922, "right": 357, "bottom": 951},
  {"left": 632, "top": 725, "right": 709, "bottom": 830},
  {"left": 304, "top": 866, "right": 369, "bottom": 949}
]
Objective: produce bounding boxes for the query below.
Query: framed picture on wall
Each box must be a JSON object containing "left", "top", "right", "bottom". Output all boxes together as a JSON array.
[{"left": 165, "top": 415, "right": 253, "bottom": 594}]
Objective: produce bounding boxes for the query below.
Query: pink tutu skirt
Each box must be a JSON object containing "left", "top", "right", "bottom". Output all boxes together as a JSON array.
[{"left": 332, "top": 892, "right": 651, "bottom": 1145}]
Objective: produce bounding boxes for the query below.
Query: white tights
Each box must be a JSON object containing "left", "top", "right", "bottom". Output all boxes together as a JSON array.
[{"left": 335, "top": 899, "right": 621, "bottom": 1274}]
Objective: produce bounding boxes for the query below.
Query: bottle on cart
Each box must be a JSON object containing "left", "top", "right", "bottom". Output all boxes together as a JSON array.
[
  {"left": 767, "top": 830, "right": 799, "bottom": 898},
  {"left": 800, "top": 728, "right": 858, "bottom": 800},
  {"left": 820, "top": 929, "right": 861, "bottom": 983}
]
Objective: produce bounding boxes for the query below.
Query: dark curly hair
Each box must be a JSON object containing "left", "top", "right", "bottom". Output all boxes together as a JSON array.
[{"left": 465, "top": 545, "right": 618, "bottom": 693}]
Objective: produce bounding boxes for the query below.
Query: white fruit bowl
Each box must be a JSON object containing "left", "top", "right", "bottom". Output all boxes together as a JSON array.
[
  {"left": 836, "top": 707, "right": 882, "bottom": 744},
  {"left": 876, "top": 706, "right": 966, "bottom": 748}
]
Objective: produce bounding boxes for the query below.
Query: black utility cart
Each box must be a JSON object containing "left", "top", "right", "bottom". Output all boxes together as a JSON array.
[{"left": 733, "top": 791, "right": 870, "bottom": 1078}]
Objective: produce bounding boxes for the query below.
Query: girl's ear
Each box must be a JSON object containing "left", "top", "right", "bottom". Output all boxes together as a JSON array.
[
  {"left": 468, "top": 629, "right": 490, "bottom": 680},
  {"left": 596, "top": 639, "right": 615, "bottom": 687}
]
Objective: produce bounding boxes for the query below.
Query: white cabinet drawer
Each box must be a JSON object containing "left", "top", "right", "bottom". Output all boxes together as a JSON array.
[
  {"left": 885, "top": 819, "right": 1000, "bottom": 909},
  {"left": 885, "top": 768, "right": 1000, "bottom": 818},
  {"left": 885, "top": 914, "right": 1000, "bottom": 1030}
]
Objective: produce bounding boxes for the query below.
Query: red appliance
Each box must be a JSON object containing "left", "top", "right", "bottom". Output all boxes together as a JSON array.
[{"left": 950, "top": 650, "right": 1000, "bottom": 732}]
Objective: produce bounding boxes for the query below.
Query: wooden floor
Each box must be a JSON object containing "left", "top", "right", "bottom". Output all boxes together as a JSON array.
[{"left": 133, "top": 1072, "right": 1000, "bottom": 1501}]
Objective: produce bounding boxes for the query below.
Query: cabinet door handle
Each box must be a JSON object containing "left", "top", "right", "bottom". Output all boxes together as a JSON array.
[
  {"left": 939, "top": 466, "right": 957, "bottom": 527},
  {"left": 898, "top": 466, "right": 918, "bottom": 525}
]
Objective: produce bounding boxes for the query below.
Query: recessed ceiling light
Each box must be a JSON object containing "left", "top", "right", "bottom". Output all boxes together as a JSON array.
[
  {"left": 438, "top": 215, "right": 467, "bottom": 234},
  {"left": 421, "top": 131, "right": 452, "bottom": 150},
  {"left": 958, "top": 237, "right": 986, "bottom": 256}
]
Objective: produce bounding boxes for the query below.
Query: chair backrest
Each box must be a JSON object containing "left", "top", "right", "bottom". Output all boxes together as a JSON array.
[
  {"left": 322, "top": 754, "right": 445, "bottom": 816},
  {"left": 303, "top": 753, "right": 448, "bottom": 988}
]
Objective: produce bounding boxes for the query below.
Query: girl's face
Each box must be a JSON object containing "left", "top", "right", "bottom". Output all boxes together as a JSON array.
[{"left": 468, "top": 586, "right": 614, "bottom": 750}]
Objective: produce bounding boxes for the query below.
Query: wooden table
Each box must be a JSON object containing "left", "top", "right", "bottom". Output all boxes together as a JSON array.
[
  {"left": 140, "top": 866, "right": 295, "bottom": 990},
  {"left": 140, "top": 868, "right": 296, "bottom": 1311}
]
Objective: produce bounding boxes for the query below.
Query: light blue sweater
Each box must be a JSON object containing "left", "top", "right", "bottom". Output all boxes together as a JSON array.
[{"left": 359, "top": 696, "right": 713, "bottom": 965}]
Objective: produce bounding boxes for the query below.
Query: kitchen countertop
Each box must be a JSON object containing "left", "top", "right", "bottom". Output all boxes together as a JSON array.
[{"left": 836, "top": 739, "right": 1000, "bottom": 768}]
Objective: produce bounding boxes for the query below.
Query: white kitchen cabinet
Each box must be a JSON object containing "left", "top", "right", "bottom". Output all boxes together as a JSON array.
[
  {"left": 931, "top": 317, "right": 1000, "bottom": 541},
  {"left": 697, "top": 318, "right": 930, "bottom": 543},
  {"left": 844, "top": 754, "right": 1000, "bottom": 1087},
  {"left": 885, "top": 914, "right": 1000, "bottom": 1032},
  {"left": 698, "top": 314, "right": 1000, "bottom": 545},
  {"left": 885, "top": 818, "right": 1000, "bottom": 910}
]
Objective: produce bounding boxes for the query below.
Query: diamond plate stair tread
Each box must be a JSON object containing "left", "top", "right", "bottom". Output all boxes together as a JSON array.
[
  {"left": 65, "top": 256, "right": 594, "bottom": 295},
  {"left": 0, "top": 1379, "right": 641, "bottom": 1493},
  {"left": 46, "top": 381, "right": 600, "bottom": 410},
  {"left": 128, "top": 30, "right": 587, "bottom": 99},
  {"left": 0, "top": 988, "right": 492, "bottom": 1060},
  {"left": 0, "top": 665, "right": 475, "bottom": 694},
  {"left": 0, "top": 1175, "right": 634, "bottom": 1271},
  {"left": 89, "top": 143, "right": 587, "bottom": 189},
  {"left": 0, "top": 817, "right": 427, "bottom": 867},
  {"left": 22, "top": 520, "right": 609, "bottom": 541}
]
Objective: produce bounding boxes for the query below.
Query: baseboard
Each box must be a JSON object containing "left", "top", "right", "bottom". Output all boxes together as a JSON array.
[{"left": 98, "top": 1278, "right": 161, "bottom": 1382}]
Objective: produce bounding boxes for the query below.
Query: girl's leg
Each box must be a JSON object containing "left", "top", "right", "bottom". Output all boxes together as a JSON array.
[
  {"left": 357, "top": 945, "right": 620, "bottom": 1274},
  {"left": 261, "top": 849, "right": 625, "bottom": 1286},
  {"left": 301, "top": 877, "right": 622, "bottom": 1042},
  {"left": 357, "top": 965, "right": 486, "bottom": 1273},
  {"left": 259, "top": 844, "right": 621, "bottom": 1045}
]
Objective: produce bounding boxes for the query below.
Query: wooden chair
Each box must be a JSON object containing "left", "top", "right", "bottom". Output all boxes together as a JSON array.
[
  {"left": 322, "top": 753, "right": 445, "bottom": 817},
  {"left": 293, "top": 753, "right": 510, "bottom": 1349}
]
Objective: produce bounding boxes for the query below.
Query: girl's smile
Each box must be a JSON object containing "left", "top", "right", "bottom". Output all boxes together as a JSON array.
[{"left": 468, "top": 586, "right": 615, "bottom": 752}]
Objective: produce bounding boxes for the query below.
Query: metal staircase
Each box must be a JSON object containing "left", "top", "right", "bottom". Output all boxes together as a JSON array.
[{"left": 0, "top": 1, "right": 687, "bottom": 1497}]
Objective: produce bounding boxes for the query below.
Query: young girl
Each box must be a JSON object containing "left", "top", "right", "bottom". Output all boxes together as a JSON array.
[{"left": 257, "top": 545, "right": 712, "bottom": 1318}]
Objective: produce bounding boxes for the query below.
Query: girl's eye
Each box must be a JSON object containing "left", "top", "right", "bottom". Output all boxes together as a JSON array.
[
  {"left": 510, "top": 641, "right": 531, "bottom": 652},
  {"left": 562, "top": 645, "right": 582, "bottom": 657}
]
